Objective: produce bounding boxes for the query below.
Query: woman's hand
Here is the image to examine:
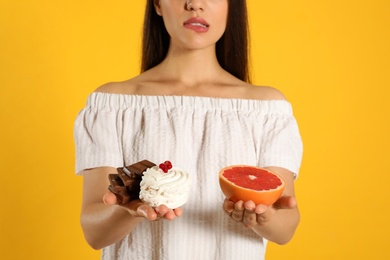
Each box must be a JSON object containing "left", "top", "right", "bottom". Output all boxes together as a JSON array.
[
  {"left": 81, "top": 167, "right": 185, "bottom": 249},
  {"left": 221, "top": 166, "right": 300, "bottom": 244},
  {"left": 103, "top": 191, "right": 183, "bottom": 221},
  {"left": 222, "top": 196, "right": 297, "bottom": 228}
]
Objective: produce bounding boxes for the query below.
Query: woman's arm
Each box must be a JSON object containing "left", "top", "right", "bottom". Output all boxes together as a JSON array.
[
  {"left": 80, "top": 167, "right": 181, "bottom": 249},
  {"left": 222, "top": 166, "right": 300, "bottom": 245}
]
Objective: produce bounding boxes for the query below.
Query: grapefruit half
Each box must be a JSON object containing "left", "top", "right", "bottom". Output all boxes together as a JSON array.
[{"left": 219, "top": 165, "right": 285, "bottom": 206}]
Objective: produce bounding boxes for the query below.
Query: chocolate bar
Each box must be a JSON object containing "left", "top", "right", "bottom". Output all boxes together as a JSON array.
[
  {"left": 108, "top": 174, "right": 131, "bottom": 204},
  {"left": 117, "top": 168, "right": 134, "bottom": 186},
  {"left": 124, "top": 160, "right": 156, "bottom": 176},
  {"left": 107, "top": 160, "right": 156, "bottom": 205}
]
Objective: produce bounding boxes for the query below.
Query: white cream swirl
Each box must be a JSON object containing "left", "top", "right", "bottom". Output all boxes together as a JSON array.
[{"left": 139, "top": 166, "right": 191, "bottom": 209}]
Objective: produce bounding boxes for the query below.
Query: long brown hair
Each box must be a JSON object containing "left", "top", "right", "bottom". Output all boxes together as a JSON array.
[{"left": 141, "top": 0, "right": 251, "bottom": 83}]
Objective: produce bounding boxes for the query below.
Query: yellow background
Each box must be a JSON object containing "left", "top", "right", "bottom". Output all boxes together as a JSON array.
[{"left": 1, "top": 0, "right": 389, "bottom": 259}]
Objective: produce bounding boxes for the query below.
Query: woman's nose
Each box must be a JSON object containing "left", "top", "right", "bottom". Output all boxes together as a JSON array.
[{"left": 186, "top": 0, "right": 204, "bottom": 12}]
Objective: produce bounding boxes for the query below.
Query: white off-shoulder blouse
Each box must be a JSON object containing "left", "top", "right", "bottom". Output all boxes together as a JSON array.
[{"left": 74, "top": 92, "right": 303, "bottom": 260}]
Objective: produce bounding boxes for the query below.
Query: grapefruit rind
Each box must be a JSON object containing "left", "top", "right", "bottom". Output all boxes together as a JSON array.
[{"left": 219, "top": 165, "right": 285, "bottom": 206}]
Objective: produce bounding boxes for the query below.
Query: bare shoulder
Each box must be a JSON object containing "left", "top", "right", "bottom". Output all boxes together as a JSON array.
[
  {"left": 94, "top": 75, "right": 148, "bottom": 95},
  {"left": 95, "top": 69, "right": 159, "bottom": 95},
  {"left": 93, "top": 68, "right": 165, "bottom": 95},
  {"left": 245, "top": 85, "right": 287, "bottom": 101}
]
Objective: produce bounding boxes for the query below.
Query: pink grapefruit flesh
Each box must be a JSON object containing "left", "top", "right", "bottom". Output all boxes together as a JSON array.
[{"left": 219, "top": 165, "right": 285, "bottom": 206}]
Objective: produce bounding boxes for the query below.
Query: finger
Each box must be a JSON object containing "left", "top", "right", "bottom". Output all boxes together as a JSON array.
[
  {"left": 255, "top": 204, "right": 276, "bottom": 225},
  {"left": 103, "top": 191, "right": 117, "bottom": 205},
  {"left": 254, "top": 204, "right": 269, "bottom": 215},
  {"left": 134, "top": 203, "right": 158, "bottom": 220},
  {"left": 163, "top": 209, "right": 177, "bottom": 220},
  {"left": 124, "top": 200, "right": 157, "bottom": 220},
  {"left": 244, "top": 200, "right": 256, "bottom": 211},
  {"left": 274, "top": 196, "right": 297, "bottom": 210},
  {"left": 234, "top": 200, "right": 245, "bottom": 211},
  {"left": 174, "top": 207, "right": 183, "bottom": 217},
  {"left": 155, "top": 205, "right": 170, "bottom": 217},
  {"left": 242, "top": 201, "right": 257, "bottom": 228},
  {"left": 155, "top": 205, "right": 182, "bottom": 220},
  {"left": 223, "top": 199, "right": 234, "bottom": 214},
  {"left": 256, "top": 209, "right": 273, "bottom": 224},
  {"left": 243, "top": 210, "right": 257, "bottom": 228},
  {"left": 231, "top": 200, "right": 245, "bottom": 222}
]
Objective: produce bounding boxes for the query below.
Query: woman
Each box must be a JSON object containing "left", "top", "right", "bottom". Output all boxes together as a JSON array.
[{"left": 74, "top": 0, "right": 303, "bottom": 259}]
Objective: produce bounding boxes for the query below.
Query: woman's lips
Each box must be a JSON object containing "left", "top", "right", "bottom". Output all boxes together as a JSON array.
[{"left": 183, "top": 17, "right": 209, "bottom": 32}]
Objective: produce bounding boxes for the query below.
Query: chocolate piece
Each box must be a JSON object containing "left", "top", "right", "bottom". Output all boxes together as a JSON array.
[
  {"left": 108, "top": 185, "right": 131, "bottom": 204},
  {"left": 124, "top": 160, "right": 156, "bottom": 176},
  {"left": 128, "top": 179, "right": 141, "bottom": 191},
  {"left": 107, "top": 160, "right": 156, "bottom": 205},
  {"left": 108, "top": 174, "right": 126, "bottom": 191},
  {"left": 108, "top": 174, "right": 130, "bottom": 204},
  {"left": 117, "top": 168, "right": 134, "bottom": 186}
]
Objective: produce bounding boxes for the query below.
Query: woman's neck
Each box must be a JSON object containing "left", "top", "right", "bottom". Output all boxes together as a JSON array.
[{"left": 154, "top": 45, "right": 225, "bottom": 87}]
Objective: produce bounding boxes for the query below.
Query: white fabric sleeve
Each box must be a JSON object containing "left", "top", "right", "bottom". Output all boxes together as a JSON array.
[
  {"left": 259, "top": 112, "right": 303, "bottom": 177},
  {"left": 73, "top": 102, "right": 124, "bottom": 175}
]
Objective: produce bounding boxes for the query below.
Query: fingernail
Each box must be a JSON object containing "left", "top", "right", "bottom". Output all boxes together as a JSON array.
[{"left": 138, "top": 208, "right": 148, "bottom": 217}]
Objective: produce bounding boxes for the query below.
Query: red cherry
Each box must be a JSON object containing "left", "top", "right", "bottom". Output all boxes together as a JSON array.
[
  {"left": 164, "top": 161, "right": 172, "bottom": 170},
  {"left": 159, "top": 163, "right": 168, "bottom": 173}
]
